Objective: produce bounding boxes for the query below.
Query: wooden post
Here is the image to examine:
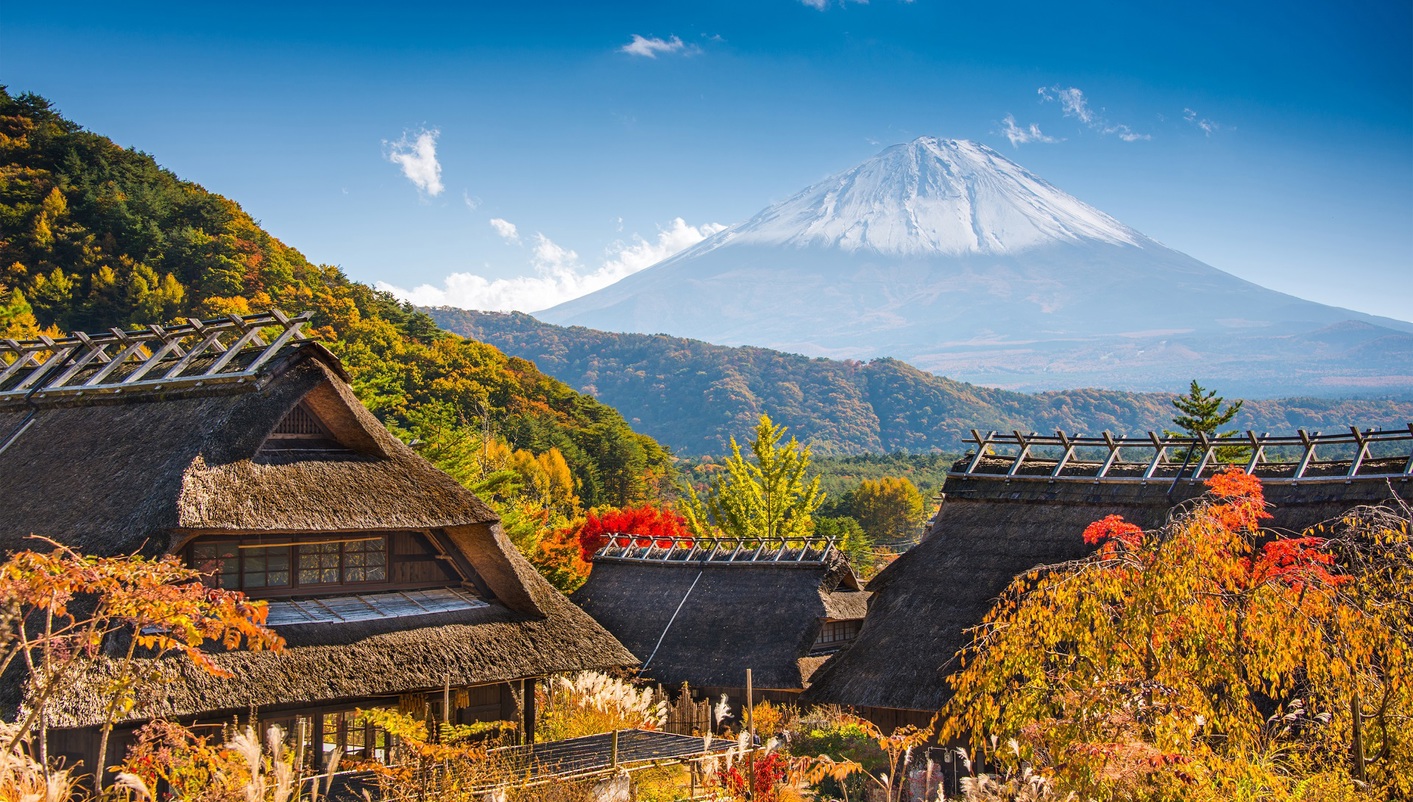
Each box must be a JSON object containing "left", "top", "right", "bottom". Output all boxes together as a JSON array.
[
  {"left": 443, "top": 674, "right": 452, "bottom": 730},
  {"left": 611, "top": 729, "right": 620, "bottom": 768},
  {"left": 523, "top": 678, "right": 537, "bottom": 745},
  {"left": 746, "top": 668, "right": 755, "bottom": 799}
]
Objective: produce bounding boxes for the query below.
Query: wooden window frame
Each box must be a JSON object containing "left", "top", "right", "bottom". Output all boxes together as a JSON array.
[{"left": 184, "top": 532, "right": 464, "bottom": 599}]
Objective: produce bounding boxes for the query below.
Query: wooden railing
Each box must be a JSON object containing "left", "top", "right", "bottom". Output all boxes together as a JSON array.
[
  {"left": 0, "top": 310, "right": 312, "bottom": 400},
  {"left": 594, "top": 535, "right": 837, "bottom": 564},
  {"left": 956, "top": 426, "right": 1413, "bottom": 482}
]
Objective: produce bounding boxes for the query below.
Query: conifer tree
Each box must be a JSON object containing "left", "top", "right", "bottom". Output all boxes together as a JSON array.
[{"left": 1168, "top": 379, "right": 1244, "bottom": 438}]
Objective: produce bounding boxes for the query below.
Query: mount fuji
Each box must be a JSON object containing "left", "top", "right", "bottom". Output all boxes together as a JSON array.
[{"left": 538, "top": 138, "right": 1413, "bottom": 396}]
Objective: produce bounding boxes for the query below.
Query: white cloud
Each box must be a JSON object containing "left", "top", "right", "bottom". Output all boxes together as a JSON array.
[
  {"left": 462, "top": 191, "right": 479, "bottom": 210},
  {"left": 379, "top": 217, "right": 728, "bottom": 313},
  {"left": 1000, "top": 114, "right": 1059, "bottom": 147},
  {"left": 620, "top": 34, "right": 695, "bottom": 58},
  {"left": 1183, "top": 108, "right": 1222, "bottom": 136},
  {"left": 489, "top": 218, "right": 520, "bottom": 243},
  {"left": 1038, "top": 86, "right": 1149, "bottom": 142},
  {"left": 384, "top": 128, "right": 444, "bottom": 196},
  {"left": 800, "top": 0, "right": 869, "bottom": 8}
]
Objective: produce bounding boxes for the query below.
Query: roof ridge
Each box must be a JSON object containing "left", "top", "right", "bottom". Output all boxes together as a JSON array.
[{"left": 0, "top": 310, "right": 314, "bottom": 403}]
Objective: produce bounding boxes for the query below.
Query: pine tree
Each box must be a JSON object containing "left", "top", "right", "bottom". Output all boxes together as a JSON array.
[
  {"left": 681, "top": 413, "right": 824, "bottom": 542},
  {"left": 1167, "top": 379, "right": 1246, "bottom": 461},
  {"left": 1169, "top": 380, "right": 1243, "bottom": 437}
]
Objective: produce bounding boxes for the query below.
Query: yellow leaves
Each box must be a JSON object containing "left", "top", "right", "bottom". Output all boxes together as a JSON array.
[{"left": 941, "top": 482, "right": 1413, "bottom": 798}]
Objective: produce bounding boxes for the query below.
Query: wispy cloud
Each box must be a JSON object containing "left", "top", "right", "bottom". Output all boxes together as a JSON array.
[
  {"left": 489, "top": 218, "right": 519, "bottom": 243},
  {"left": 800, "top": 0, "right": 870, "bottom": 9},
  {"left": 379, "top": 217, "right": 727, "bottom": 313},
  {"left": 1183, "top": 108, "right": 1223, "bottom": 136},
  {"left": 384, "top": 128, "right": 444, "bottom": 196},
  {"left": 1038, "top": 86, "right": 1150, "bottom": 142},
  {"left": 620, "top": 34, "right": 697, "bottom": 58},
  {"left": 1000, "top": 114, "right": 1059, "bottom": 147}
]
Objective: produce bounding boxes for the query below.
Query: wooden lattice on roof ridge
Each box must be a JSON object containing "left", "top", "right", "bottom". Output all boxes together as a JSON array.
[
  {"left": 592, "top": 535, "right": 837, "bottom": 565},
  {"left": 959, "top": 426, "right": 1413, "bottom": 483},
  {"left": 0, "top": 310, "right": 312, "bottom": 401}
]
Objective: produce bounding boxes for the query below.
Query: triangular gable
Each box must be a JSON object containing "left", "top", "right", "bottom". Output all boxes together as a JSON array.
[{"left": 258, "top": 383, "right": 387, "bottom": 458}]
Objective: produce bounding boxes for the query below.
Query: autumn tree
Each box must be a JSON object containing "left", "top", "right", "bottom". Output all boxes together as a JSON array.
[
  {"left": 843, "top": 477, "right": 927, "bottom": 543},
  {"left": 0, "top": 541, "right": 284, "bottom": 788},
  {"left": 681, "top": 414, "right": 824, "bottom": 542},
  {"left": 940, "top": 468, "right": 1411, "bottom": 800}
]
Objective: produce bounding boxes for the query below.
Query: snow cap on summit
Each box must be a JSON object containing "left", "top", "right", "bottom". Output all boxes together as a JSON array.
[{"left": 706, "top": 137, "right": 1142, "bottom": 257}]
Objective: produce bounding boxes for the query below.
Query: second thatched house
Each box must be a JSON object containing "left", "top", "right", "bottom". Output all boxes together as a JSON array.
[
  {"left": 570, "top": 536, "right": 869, "bottom": 706},
  {"left": 0, "top": 311, "right": 635, "bottom": 775},
  {"left": 803, "top": 428, "right": 1413, "bottom": 731}
]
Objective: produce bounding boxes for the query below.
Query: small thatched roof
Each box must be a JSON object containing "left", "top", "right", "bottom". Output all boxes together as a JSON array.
[
  {"left": 803, "top": 461, "right": 1410, "bottom": 713},
  {"left": 571, "top": 544, "right": 868, "bottom": 692},
  {"left": 0, "top": 322, "right": 635, "bottom": 727}
]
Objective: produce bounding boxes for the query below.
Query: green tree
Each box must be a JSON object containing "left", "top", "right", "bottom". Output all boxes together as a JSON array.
[
  {"left": 1167, "top": 380, "right": 1246, "bottom": 462},
  {"left": 845, "top": 476, "right": 926, "bottom": 543},
  {"left": 681, "top": 413, "right": 824, "bottom": 541},
  {"left": 1168, "top": 379, "right": 1243, "bottom": 438},
  {"left": 814, "top": 515, "right": 875, "bottom": 574}
]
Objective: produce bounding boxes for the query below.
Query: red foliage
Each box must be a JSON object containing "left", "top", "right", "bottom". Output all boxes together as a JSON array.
[
  {"left": 1082, "top": 515, "right": 1145, "bottom": 558},
  {"left": 575, "top": 504, "right": 693, "bottom": 561},
  {"left": 723, "top": 751, "right": 789, "bottom": 801},
  {"left": 1248, "top": 536, "right": 1346, "bottom": 589},
  {"left": 1205, "top": 467, "right": 1272, "bottom": 532}
]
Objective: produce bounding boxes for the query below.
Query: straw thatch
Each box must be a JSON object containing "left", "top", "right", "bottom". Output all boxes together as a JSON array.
[
  {"left": 0, "top": 341, "right": 635, "bottom": 728},
  {"left": 571, "top": 550, "right": 867, "bottom": 691},
  {"left": 803, "top": 464, "right": 1409, "bottom": 713}
]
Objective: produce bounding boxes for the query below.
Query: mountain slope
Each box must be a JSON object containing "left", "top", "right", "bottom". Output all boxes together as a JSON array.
[
  {"left": 539, "top": 137, "right": 1413, "bottom": 396},
  {"left": 432, "top": 309, "right": 1413, "bottom": 457},
  {"left": 0, "top": 89, "right": 674, "bottom": 507}
]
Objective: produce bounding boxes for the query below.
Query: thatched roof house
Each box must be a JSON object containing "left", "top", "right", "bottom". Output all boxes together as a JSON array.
[
  {"left": 0, "top": 311, "right": 634, "bottom": 770},
  {"left": 571, "top": 537, "right": 869, "bottom": 702},
  {"left": 803, "top": 428, "right": 1413, "bottom": 729}
]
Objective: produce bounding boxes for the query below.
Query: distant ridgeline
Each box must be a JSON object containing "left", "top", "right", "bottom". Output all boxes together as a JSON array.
[
  {"left": 430, "top": 309, "right": 1413, "bottom": 457},
  {"left": 0, "top": 89, "right": 672, "bottom": 508}
]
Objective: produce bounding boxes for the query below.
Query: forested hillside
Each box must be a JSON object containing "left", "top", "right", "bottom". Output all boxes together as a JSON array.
[
  {"left": 0, "top": 89, "right": 673, "bottom": 518},
  {"left": 433, "top": 308, "right": 1413, "bottom": 456}
]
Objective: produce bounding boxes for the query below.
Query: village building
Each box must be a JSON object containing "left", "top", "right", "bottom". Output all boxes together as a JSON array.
[
  {"left": 0, "top": 311, "right": 635, "bottom": 775},
  {"left": 571, "top": 536, "right": 870, "bottom": 707},
  {"left": 803, "top": 428, "right": 1413, "bottom": 731}
]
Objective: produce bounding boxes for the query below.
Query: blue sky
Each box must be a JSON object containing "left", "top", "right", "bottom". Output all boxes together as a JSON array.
[{"left": 3, "top": 0, "right": 1410, "bottom": 321}]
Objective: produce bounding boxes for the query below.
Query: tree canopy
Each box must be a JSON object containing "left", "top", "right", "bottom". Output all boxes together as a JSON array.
[{"left": 681, "top": 414, "right": 824, "bottom": 541}]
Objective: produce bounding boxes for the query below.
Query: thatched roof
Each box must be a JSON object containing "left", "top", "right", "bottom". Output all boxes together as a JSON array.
[
  {"left": 571, "top": 545, "right": 867, "bottom": 692},
  {"left": 0, "top": 343, "right": 498, "bottom": 556},
  {"left": 0, "top": 325, "right": 635, "bottom": 727},
  {"left": 803, "top": 461, "right": 1410, "bottom": 713}
]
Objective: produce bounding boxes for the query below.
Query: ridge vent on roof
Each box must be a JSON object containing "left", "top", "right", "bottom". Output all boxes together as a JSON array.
[
  {"left": 592, "top": 535, "right": 837, "bottom": 565},
  {"left": 0, "top": 310, "right": 313, "bottom": 401},
  {"left": 956, "top": 426, "right": 1413, "bottom": 484}
]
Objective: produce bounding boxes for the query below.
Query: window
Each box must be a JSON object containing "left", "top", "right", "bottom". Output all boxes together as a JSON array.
[
  {"left": 297, "top": 538, "right": 387, "bottom": 585},
  {"left": 298, "top": 542, "right": 342, "bottom": 585},
  {"left": 815, "top": 620, "right": 861, "bottom": 646},
  {"left": 242, "top": 546, "right": 290, "bottom": 589},
  {"left": 192, "top": 542, "right": 240, "bottom": 589},
  {"left": 189, "top": 536, "right": 391, "bottom": 593}
]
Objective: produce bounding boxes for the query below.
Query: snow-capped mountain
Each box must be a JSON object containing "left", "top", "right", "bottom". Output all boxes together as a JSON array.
[
  {"left": 539, "top": 138, "right": 1413, "bottom": 396},
  {"left": 696, "top": 137, "right": 1141, "bottom": 256}
]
